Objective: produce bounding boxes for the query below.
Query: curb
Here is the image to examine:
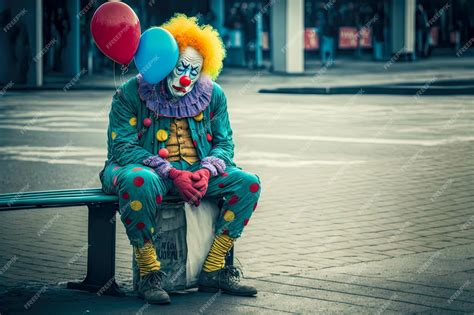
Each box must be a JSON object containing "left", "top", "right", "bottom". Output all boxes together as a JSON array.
[
  {"left": 259, "top": 85, "right": 474, "bottom": 95},
  {"left": 259, "top": 79, "right": 474, "bottom": 95}
]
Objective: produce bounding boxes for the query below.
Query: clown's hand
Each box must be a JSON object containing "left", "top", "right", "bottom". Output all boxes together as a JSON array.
[
  {"left": 191, "top": 169, "right": 211, "bottom": 196},
  {"left": 169, "top": 168, "right": 202, "bottom": 206}
]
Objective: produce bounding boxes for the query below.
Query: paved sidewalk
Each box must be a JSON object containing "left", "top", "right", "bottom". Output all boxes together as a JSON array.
[
  {"left": 0, "top": 56, "right": 473, "bottom": 313},
  {"left": 1, "top": 244, "right": 473, "bottom": 313}
]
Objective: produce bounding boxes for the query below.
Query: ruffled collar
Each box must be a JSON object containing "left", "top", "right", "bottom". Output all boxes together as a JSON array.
[{"left": 137, "top": 74, "right": 213, "bottom": 118}]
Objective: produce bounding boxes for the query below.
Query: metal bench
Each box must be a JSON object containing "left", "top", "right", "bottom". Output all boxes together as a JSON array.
[{"left": 0, "top": 188, "right": 233, "bottom": 296}]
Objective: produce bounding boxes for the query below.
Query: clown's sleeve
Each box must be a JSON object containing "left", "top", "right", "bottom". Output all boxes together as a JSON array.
[
  {"left": 207, "top": 84, "right": 235, "bottom": 167},
  {"left": 107, "top": 90, "right": 153, "bottom": 165}
]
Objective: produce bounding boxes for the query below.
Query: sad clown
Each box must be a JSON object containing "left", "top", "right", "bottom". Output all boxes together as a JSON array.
[{"left": 100, "top": 15, "right": 261, "bottom": 304}]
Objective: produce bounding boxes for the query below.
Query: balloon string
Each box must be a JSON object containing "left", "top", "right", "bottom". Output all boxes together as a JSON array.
[
  {"left": 121, "top": 64, "right": 129, "bottom": 83},
  {"left": 113, "top": 62, "right": 129, "bottom": 91},
  {"left": 113, "top": 62, "right": 118, "bottom": 91}
]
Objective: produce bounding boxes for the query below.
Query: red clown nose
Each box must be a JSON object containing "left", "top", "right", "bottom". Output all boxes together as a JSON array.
[{"left": 179, "top": 75, "right": 191, "bottom": 87}]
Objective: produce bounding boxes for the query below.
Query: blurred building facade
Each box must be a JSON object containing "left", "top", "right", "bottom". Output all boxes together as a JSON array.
[{"left": 0, "top": 0, "right": 473, "bottom": 86}]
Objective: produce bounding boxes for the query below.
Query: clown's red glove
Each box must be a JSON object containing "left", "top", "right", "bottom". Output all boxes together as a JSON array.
[
  {"left": 191, "top": 169, "right": 211, "bottom": 197},
  {"left": 169, "top": 169, "right": 202, "bottom": 206}
]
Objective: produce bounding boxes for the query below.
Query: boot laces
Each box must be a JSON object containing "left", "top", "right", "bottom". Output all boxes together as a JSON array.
[
  {"left": 142, "top": 270, "right": 166, "bottom": 289},
  {"left": 219, "top": 265, "right": 243, "bottom": 287}
]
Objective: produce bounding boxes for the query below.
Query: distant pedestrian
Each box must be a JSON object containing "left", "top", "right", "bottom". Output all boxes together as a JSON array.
[
  {"left": 240, "top": 2, "right": 257, "bottom": 69},
  {"left": 416, "top": 4, "right": 430, "bottom": 58},
  {"left": 316, "top": 3, "right": 338, "bottom": 65},
  {"left": 372, "top": 3, "right": 385, "bottom": 61},
  {"left": 1, "top": 9, "right": 30, "bottom": 84}
]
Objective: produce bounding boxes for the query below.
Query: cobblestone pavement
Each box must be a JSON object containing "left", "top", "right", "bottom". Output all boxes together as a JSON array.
[{"left": 0, "top": 59, "right": 473, "bottom": 313}]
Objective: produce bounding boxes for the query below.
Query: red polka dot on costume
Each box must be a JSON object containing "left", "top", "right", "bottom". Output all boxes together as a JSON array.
[
  {"left": 228, "top": 195, "right": 239, "bottom": 205},
  {"left": 136, "top": 222, "right": 145, "bottom": 230},
  {"left": 122, "top": 192, "right": 130, "bottom": 200},
  {"left": 218, "top": 183, "right": 226, "bottom": 188},
  {"left": 206, "top": 133, "right": 213, "bottom": 142},
  {"left": 125, "top": 218, "right": 132, "bottom": 225},
  {"left": 193, "top": 140, "right": 197, "bottom": 148},
  {"left": 113, "top": 166, "right": 120, "bottom": 171},
  {"left": 253, "top": 202, "right": 258, "bottom": 211},
  {"left": 210, "top": 111, "right": 214, "bottom": 119},
  {"left": 113, "top": 176, "right": 118, "bottom": 186},
  {"left": 158, "top": 148, "right": 169, "bottom": 158},
  {"left": 133, "top": 176, "right": 144, "bottom": 187},
  {"left": 156, "top": 195, "right": 163, "bottom": 204},
  {"left": 244, "top": 218, "right": 249, "bottom": 226},
  {"left": 132, "top": 167, "right": 143, "bottom": 172},
  {"left": 143, "top": 118, "right": 152, "bottom": 127},
  {"left": 222, "top": 172, "right": 229, "bottom": 177},
  {"left": 249, "top": 183, "right": 260, "bottom": 193},
  {"left": 222, "top": 229, "right": 229, "bottom": 235},
  {"left": 138, "top": 133, "right": 143, "bottom": 140}
]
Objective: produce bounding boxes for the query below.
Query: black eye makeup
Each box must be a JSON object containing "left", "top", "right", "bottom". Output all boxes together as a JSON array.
[
  {"left": 190, "top": 65, "right": 200, "bottom": 78},
  {"left": 176, "top": 60, "right": 200, "bottom": 78},
  {"left": 175, "top": 61, "right": 187, "bottom": 74}
]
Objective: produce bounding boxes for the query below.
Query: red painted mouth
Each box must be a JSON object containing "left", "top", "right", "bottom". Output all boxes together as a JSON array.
[{"left": 172, "top": 85, "right": 186, "bottom": 93}]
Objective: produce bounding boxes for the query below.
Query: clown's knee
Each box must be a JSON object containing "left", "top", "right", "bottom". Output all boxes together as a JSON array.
[
  {"left": 120, "top": 167, "right": 167, "bottom": 198},
  {"left": 237, "top": 171, "right": 261, "bottom": 199},
  {"left": 116, "top": 166, "right": 169, "bottom": 219}
]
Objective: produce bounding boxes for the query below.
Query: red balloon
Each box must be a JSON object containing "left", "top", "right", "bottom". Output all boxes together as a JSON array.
[{"left": 90, "top": 2, "right": 141, "bottom": 65}]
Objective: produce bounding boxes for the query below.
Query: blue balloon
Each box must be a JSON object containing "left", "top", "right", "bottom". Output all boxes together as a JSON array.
[{"left": 134, "top": 27, "right": 179, "bottom": 84}]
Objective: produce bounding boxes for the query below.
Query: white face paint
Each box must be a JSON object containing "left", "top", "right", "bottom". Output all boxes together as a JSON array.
[{"left": 166, "top": 46, "right": 203, "bottom": 98}]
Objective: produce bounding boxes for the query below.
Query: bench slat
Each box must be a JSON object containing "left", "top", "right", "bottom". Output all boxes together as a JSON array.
[
  {"left": 0, "top": 188, "right": 184, "bottom": 211},
  {"left": 0, "top": 189, "right": 113, "bottom": 208},
  {"left": 0, "top": 188, "right": 104, "bottom": 199},
  {"left": 0, "top": 194, "right": 117, "bottom": 205},
  {"left": 0, "top": 195, "right": 119, "bottom": 211},
  {"left": 0, "top": 192, "right": 108, "bottom": 203}
]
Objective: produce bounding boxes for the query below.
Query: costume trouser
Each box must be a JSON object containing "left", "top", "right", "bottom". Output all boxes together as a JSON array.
[{"left": 101, "top": 160, "right": 261, "bottom": 248}]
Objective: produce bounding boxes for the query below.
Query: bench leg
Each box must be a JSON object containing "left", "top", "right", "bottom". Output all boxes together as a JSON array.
[{"left": 67, "top": 203, "right": 124, "bottom": 296}]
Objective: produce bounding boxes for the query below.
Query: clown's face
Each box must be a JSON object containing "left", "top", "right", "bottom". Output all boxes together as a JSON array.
[{"left": 166, "top": 46, "right": 203, "bottom": 98}]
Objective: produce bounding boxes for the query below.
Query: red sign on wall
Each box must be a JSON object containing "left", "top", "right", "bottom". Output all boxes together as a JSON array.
[
  {"left": 339, "top": 27, "right": 358, "bottom": 49},
  {"left": 262, "top": 31, "right": 269, "bottom": 50},
  {"left": 338, "top": 27, "right": 372, "bottom": 49},
  {"left": 359, "top": 28, "right": 372, "bottom": 48},
  {"left": 450, "top": 31, "right": 459, "bottom": 44},
  {"left": 304, "top": 28, "right": 319, "bottom": 50},
  {"left": 430, "top": 27, "right": 439, "bottom": 46}
]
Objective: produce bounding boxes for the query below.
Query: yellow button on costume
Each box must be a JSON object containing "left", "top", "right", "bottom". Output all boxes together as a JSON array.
[
  {"left": 156, "top": 129, "right": 168, "bottom": 142},
  {"left": 193, "top": 112, "right": 204, "bottom": 122}
]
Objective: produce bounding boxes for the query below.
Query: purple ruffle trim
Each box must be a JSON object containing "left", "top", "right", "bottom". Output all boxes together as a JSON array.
[
  {"left": 137, "top": 74, "right": 214, "bottom": 118},
  {"left": 201, "top": 156, "right": 226, "bottom": 177},
  {"left": 143, "top": 156, "right": 172, "bottom": 178}
]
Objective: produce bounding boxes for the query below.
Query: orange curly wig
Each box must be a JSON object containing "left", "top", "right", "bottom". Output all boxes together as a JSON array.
[{"left": 162, "top": 14, "right": 226, "bottom": 80}]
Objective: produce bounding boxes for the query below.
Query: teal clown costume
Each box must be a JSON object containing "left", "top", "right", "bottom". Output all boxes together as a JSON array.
[{"left": 100, "top": 15, "right": 261, "bottom": 304}]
